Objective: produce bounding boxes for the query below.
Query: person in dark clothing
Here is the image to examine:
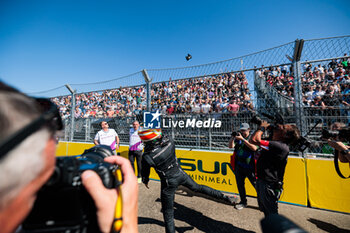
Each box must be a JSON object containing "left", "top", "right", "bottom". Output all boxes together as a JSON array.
[
  {"left": 251, "top": 121, "right": 300, "bottom": 217},
  {"left": 139, "top": 128, "right": 237, "bottom": 233},
  {"left": 228, "top": 123, "right": 257, "bottom": 210}
]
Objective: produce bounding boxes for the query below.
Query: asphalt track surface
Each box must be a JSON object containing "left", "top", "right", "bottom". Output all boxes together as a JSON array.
[{"left": 137, "top": 180, "right": 350, "bottom": 233}]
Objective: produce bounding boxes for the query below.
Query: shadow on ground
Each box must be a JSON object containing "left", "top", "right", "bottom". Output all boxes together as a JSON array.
[
  {"left": 173, "top": 202, "right": 255, "bottom": 233},
  {"left": 139, "top": 196, "right": 254, "bottom": 233},
  {"left": 308, "top": 218, "right": 350, "bottom": 233}
]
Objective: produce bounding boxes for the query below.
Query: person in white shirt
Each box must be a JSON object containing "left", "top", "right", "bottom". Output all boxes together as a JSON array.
[
  {"left": 94, "top": 121, "right": 119, "bottom": 154},
  {"left": 129, "top": 121, "right": 144, "bottom": 183}
]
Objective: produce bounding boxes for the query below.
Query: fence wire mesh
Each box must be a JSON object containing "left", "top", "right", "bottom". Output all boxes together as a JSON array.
[{"left": 38, "top": 35, "right": 349, "bottom": 157}]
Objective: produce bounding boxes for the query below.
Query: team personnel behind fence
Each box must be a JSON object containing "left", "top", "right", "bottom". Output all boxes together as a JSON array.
[
  {"left": 139, "top": 128, "right": 237, "bottom": 233},
  {"left": 129, "top": 121, "right": 144, "bottom": 183},
  {"left": 251, "top": 120, "right": 300, "bottom": 217},
  {"left": 94, "top": 121, "right": 120, "bottom": 154},
  {"left": 228, "top": 123, "right": 257, "bottom": 210}
]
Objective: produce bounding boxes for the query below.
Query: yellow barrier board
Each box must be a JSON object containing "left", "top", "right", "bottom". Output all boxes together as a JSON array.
[
  {"left": 57, "top": 142, "right": 350, "bottom": 213},
  {"left": 175, "top": 149, "right": 253, "bottom": 195},
  {"left": 56, "top": 142, "right": 307, "bottom": 206},
  {"left": 280, "top": 157, "right": 307, "bottom": 206},
  {"left": 306, "top": 158, "right": 350, "bottom": 213}
]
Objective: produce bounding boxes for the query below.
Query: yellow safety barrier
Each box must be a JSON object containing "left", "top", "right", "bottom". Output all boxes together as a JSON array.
[
  {"left": 306, "top": 158, "right": 350, "bottom": 213},
  {"left": 56, "top": 142, "right": 350, "bottom": 213}
]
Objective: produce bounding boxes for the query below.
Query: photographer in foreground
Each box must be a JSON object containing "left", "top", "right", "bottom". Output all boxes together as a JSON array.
[
  {"left": 0, "top": 81, "right": 138, "bottom": 233},
  {"left": 250, "top": 118, "right": 300, "bottom": 217}
]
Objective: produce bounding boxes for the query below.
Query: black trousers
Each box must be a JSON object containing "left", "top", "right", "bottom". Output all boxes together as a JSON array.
[
  {"left": 128, "top": 150, "right": 143, "bottom": 177},
  {"left": 234, "top": 165, "right": 256, "bottom": 204},
  {"left": 256, "top": 179, "right": 283, "bottom": 217},
  {"left": 160, "top": 169, "right": 227, "bottom": 233}
]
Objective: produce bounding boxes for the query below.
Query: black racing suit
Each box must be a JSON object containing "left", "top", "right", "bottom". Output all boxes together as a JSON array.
[{"left": 141, "top": 136, "right": 232, "bottom": 233}]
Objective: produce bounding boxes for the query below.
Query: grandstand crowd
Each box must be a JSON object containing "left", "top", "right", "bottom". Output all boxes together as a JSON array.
[
  {"left": 51, "top": 72, "right": 254, "bottom": 119},
  {"left": 51, "top": 55, "right": 349, "bottom": 120},
  {"left": 256, "top": 55, "right": 350, "bottom": 119}
]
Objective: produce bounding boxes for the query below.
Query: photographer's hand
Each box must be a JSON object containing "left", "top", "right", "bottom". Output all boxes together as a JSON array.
[
  {"left": 236, "top": 133, "right": 258, "bottom": 151},
  {"left": 82, "top": 156, "right": 138, "bottom": 233},
  {"left": 235, "top": 133, "right": 244, "bottom": 141},
  {"left": 327, "top": 139, "right": 350, "bottom": 163},
  {"left": 260, "top": 120, "right": 270, "bottom": 129},
  {"left": 81, "top": 170, "right": 117, "bottom": 233},
  {"left": 105, "top": 156, "right": 139, "bottom": 233},
  {"left": 251, "top": 122, "right": 268, "bottom": 146}
]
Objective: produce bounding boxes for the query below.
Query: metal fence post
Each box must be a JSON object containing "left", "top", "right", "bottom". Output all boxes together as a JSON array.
[
  {"left": 292, "top": 39, "right": 306, "bottom": 156},
  {"left": 85, "top": 118, "right": 91, "bottom": 142},
  {"left": 208, "top": 125, "right": 212, "bottom": 150},
  {"left": 65, "top": 84, "right": 76, "bottom": 141},
  {"left": 142, "top": 69, "right": 152, "bottom": 111},
  {"left": 64, "top": 119, "right": 69, "bottom": 141}
]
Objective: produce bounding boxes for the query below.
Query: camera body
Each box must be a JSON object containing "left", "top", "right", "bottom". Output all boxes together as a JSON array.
[
  {"left": 231, "top": 131, "right": 239, "bottom": 137},
  {"left": 293, "top": 136, "right": 311, "bottom": 152},
  {"left": 250, "top": 113, "right": 309, "bottom": 151},
  {"left": 22, "top": 145, "right": 121, "bottom": 233},
  {"left": 250, "top": 112, "right": 284, "bottom": 128},
  {"left": 250, "top": 115, "right": 264, "bottom": 126},
  {"left": 321, "top": 128, "right": 350, "bottom": 142}
]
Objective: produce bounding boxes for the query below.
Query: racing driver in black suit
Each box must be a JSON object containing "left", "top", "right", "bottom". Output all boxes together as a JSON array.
[{"left": 139, "top": 128, "right": 237, "bottom": 233}]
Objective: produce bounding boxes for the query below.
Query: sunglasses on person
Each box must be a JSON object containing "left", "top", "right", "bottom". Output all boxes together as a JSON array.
[{"left": 0, "top": 98, "right": 63, "bottom": 158}]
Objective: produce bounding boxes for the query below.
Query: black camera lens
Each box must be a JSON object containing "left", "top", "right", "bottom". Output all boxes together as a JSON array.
[
  {"left": 250, "top": 115, "right": 263, "bottom": 125},
  {"left": 321, "top": 129, "right": 339, "bottom": 140}
]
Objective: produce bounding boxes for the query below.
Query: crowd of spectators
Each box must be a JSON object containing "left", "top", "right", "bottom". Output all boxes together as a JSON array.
[
  {"left": 51, "top": 54, "right": 349, "bottom": 121},
  {"left": 51, "top": 72, "right": 254, "bottom": 119},
  {"left": 256, "top": 54, "right": 350, "bottom": 122},
  {"left": 51, "top": 86, "right": 147, "bottom": 119}
]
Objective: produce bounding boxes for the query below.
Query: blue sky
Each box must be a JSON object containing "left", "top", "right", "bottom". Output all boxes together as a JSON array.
[{"left": 0, "top": 0, "right": 350, "bottom": 94}]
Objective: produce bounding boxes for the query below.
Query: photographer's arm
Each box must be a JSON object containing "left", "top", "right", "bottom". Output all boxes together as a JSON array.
[
  {"left": 228, "top": 136, "right": 235, "bottom": 148},
  {"left": 327, "top": 140, "right": 350, "bottom": 163},
  {"left": 251, "top": 130, "right": 263, "bottom": 146},
  {"left": 82, "top": 156, "right": 138, "bottom": 233},
  {"left": 251, "top": 121, "right": 270, "bottom": 146},
  {"left": 236, "top": 133, "right": 258, "bottom": 151}
]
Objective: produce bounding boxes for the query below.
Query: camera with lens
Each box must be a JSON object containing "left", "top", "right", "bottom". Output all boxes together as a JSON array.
[
  {"left": 293, "top": 136, "right": 311, "bottom": 152},
  {"left": 321, "top": 128, "right": 350, "bottom": 142},
  {"left": 231, "top": 131, "right": 239, "bottom": 137},
  {"left": 250, "top": 112, "right": 284, "bottom": 128},
  {"left": 250, "top": 113, "right": 311, "bottom": 151},
  {"left": 250, "top": 115, "right": 263, "bottom": 126},
  {"left": 22, "top": 145, "right": 122, "bottom": 233}
]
